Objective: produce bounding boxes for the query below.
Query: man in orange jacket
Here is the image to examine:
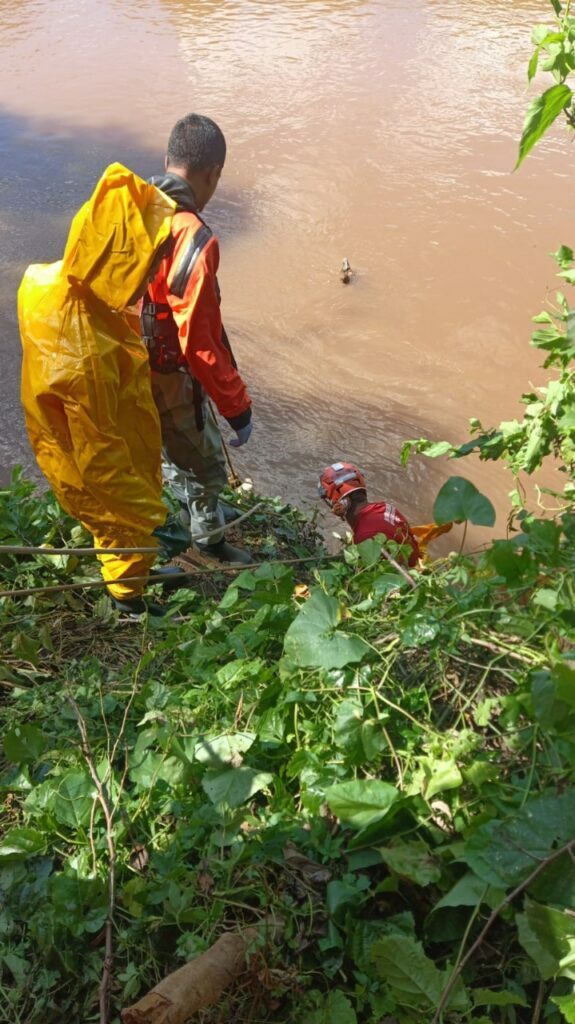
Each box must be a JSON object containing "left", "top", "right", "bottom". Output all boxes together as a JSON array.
[{"left": 142, "top": 114, "right": 252, "bottom": 564}]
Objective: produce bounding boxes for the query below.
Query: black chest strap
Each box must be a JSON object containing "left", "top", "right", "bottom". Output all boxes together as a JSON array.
[{"left": 171, "top": 224, "right": 213, "bottom": 298}]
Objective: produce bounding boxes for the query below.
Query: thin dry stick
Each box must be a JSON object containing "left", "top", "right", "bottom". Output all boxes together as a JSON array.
[
  {"left": 378, "top": 546, "right": 417, "bottom": 589},
  {"left": 67, "top": 695, "right": 122, "bottom": 1024},
  {"left": 0, "top": 553, "right": 332, "bottom": 600},
  {"left": 381, "top": 725, "right": 404, "bottom": 787},
  {"left": 463, "top": 634, "right": 539, "bottom": 665},
  {"left": 431, "top": 837, "right": 575, "bottom": 1023},
  {"left": 0, "top": 503, "right": 264, "bottom": 557},
  {"left": 207, "top": 399, "right": 242, "bottom": 487}
]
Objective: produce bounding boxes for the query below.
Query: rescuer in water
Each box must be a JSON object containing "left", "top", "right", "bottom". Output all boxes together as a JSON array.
[
  {"left": 319, "top": 462, "right": 454, "bottom": 565},
  {"left": 142, "top": 113, "right": 253, "bottom": 565},
  {"left": 18, "top": 163, "right": 190, "bottom": 616},
  {"left": 318, "top": 462, "right": 421, "bottom": 566}
]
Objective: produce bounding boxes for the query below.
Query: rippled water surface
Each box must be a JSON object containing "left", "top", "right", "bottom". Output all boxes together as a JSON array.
[{"left": 0, "top": 0, "right": 569, "bottom": 542}]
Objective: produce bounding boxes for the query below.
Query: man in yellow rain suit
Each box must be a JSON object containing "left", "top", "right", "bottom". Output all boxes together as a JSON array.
[{"left": 18, "top": 162, "right": 187, "bottom": 615}]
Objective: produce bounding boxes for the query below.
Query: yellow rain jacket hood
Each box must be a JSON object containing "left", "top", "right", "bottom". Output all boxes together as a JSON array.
[
  {"left": 62, "top": 162, "right": 174, "bottom": 310},
  {"left": 19, "top": 163, "right": 176, "bottom": 599}
]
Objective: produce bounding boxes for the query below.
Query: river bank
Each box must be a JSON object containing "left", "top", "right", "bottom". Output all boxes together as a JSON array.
[{"left": 0, "top": 466, "right": 573, "bottom": 1023}]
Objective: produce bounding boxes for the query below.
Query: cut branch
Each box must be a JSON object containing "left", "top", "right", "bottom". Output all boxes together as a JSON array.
[{"left": 122, "top": 920, "right": 280, "bottom": 1024}]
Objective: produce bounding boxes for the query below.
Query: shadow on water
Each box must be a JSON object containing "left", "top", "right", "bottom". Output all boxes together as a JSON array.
[{"left": 0, "top": 104, "right": 459, "bottom": 538}]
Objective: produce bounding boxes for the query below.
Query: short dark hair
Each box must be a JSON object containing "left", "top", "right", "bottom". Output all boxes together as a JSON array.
[{"left": 166, "top": 114, "right": 226, "bottom": 173}]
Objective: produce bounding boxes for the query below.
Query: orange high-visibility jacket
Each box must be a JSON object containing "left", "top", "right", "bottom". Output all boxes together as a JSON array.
[
  {"left": 18, "top": 163, "right": 175, "bottom": 599},
  {"left": 145, "top": 173, "right": 252, "bottom": 430}
]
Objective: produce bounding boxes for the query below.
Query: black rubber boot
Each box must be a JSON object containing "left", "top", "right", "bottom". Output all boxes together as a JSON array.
[
  {"left": 198, "top": 539, "right": 253, "bottom": 565},
  {"left": 152, "top": 566, "right": 193, "bottom": 592},
  {"left": 111, "top": 596, "right": 166, "bottom": 618},
  {"left": 219, "top": 502, "right": 243, "bottom": 524}
]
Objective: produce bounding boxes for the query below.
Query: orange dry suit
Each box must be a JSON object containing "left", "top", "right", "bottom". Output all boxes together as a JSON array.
[
  {"left": 18, "top": 163, "right": 176, "bottom": 599},
  {"left": 141, "top": 172, "right": 252, "bottom": 434}
]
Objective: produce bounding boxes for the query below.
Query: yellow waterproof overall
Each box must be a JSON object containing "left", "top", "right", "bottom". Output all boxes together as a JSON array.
[{"left": 18, "top": 163, "right": 175, "bottom": 599}]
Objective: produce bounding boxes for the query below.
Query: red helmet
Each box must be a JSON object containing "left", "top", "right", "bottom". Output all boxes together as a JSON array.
[{"left": 319, "top": 462, "right": 367, "bottom": 516}]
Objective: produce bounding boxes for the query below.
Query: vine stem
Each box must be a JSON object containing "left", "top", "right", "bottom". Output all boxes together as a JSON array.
[
  {"left": 532, "top": 980, "right": 545, "bottom": 1024},
  {"left": 431, "top": 836, "right": 575, "bottom": 1023}
]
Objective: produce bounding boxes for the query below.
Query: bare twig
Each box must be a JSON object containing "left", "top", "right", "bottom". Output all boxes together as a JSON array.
[
  {"left": 67, "top": 695, "right": 116, "bottom": 1024},
  {"left": 67, "top": 662, "right": 142, "bottom": 1024},
  {"left": 463, "top": 634, "right": 538, "bottom": 665},
  {"left": 431, "top": 837, "right": 575, "bottom": 1023},
  {"left": 381, "top": 725, "right": 404, "bottom": 787},
  {"left": 379, "top": 546, "right": 417, "bottom": 589},
  {"left": 0, "top": 552, "right": 333, "bottom": 600},
  {"left": 0, "top": 504, "right": 264, "bottom": 557}
]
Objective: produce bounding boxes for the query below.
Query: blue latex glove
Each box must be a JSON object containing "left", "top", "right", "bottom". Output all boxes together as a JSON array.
[{"left": 230, "top": 421, "right": 253, "bottom": 448}]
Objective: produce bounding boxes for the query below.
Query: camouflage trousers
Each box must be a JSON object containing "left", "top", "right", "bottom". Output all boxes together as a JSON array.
[{"left": 151, "top": 371, "right": 227, "bottom": 546}]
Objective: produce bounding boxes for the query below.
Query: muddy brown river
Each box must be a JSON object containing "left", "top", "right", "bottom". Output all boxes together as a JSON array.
[{"left": 0, "top": 0, "right": 570, "bottom": 547}]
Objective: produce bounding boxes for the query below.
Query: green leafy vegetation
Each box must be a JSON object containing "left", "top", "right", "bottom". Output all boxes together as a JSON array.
[
  {"left": 517, "top": 0, "right": 575, "bottom": 165},
  {"left": 0, "top": 447, "right": 574, "bottom": 1021}
]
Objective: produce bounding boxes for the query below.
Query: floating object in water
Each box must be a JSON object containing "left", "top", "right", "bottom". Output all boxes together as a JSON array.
[{"left": 340, "top": 257, "right": 353, "bottom": 284}]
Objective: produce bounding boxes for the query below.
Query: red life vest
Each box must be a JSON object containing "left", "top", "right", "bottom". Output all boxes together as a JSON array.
[{"left": 353, "top": 502, "right": 420, "bottom": 567}]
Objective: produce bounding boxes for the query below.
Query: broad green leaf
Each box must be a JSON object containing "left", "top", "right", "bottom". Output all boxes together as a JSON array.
[
  {"left": 532, "top": 24, "right": 555, "bottom": 46},
  {"left": 25, "top": 771, "right": 97, "bottom": 829},
  {"left": 379, "top": 839, "right": 441, "bottom": 886},
  {"left": 55, "top": 772, "right": 98, "bottom": 828},
  {"left": 418, "top": 756, "right": 463, "bottom": 800},
  {"left": 129, "top": 752, "right": 183, "bottom": 791},
  {"left": 516, "top": 83, "right": 573, "bottom": 167},
  {"left": 485, "top": 540, "right": 533, "bottom": 585},
  {"left": 0, "top": 827, "right": 46, "bottom": 860},
  {"left": 326, "top": 877, "right": 369, "bottom": 922},
  {"left": 3, "top": 724, "right": 47, "bottom": 763},
  {"left": 465, "top": 790, "right": 575, "bottom": 888},
  {"left": 552, "top": 244, "right": 574, "bottom": 268},
  {"left": 334, "top": 700, "right": 364, "bottom": 759},
  {"left": 533, "top": 587, "right": 559, "bottom": 610},
  {"left": 401, "top": 613, "right": 441, "bottom": 647},
  {"left": 194, "top": 732, "right": 256, "bottom": 767},
  {"left": 283, "top": 588, "right": 369, "bottom": 669},
  {"left": 201, "top": 766, "right": 273, "bottom": 807},
  {"left": 552, "top": 994, "right": 575, "bottom": 1023},
  {"left": 307, "top": 989, "right": 357, "bottom": 1024},
  {"left": 2, "top": 952, "right": 28, "bottom": 984},
  {"left": 325, "top": 779, "right": 399, "bottom": 830},
  {"left": 532, "top": 664, "right": 575, "bottom": 733},
  {"left": 473, "top": 988, "right": 527, "bottom": 1008},
  {"left": 530, "top": 854, "right": 575, "bottom": 907},
  {"left": 371, "top": 934, "right": 469, "bottom": 1010},
  {"left": 49, "top": 873, "right": 107, "bottom": 936},
  {"left": 360, "top": 720, "right": 387, "bottom": 760},
  {"left": 433, "top": 476, "right": 495, "bottom": 527},
  {"left": 401, "top": 439, "right": 454, "bottom": 465},
  {"left": 121, "top": 876, "right": 148, "bottom": 918},
  {"left": 517, "top": 899, "right": 575, "bottom": 980},
  {"left": 433, "top": 872, "right": 504, "bottom": 913}
]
